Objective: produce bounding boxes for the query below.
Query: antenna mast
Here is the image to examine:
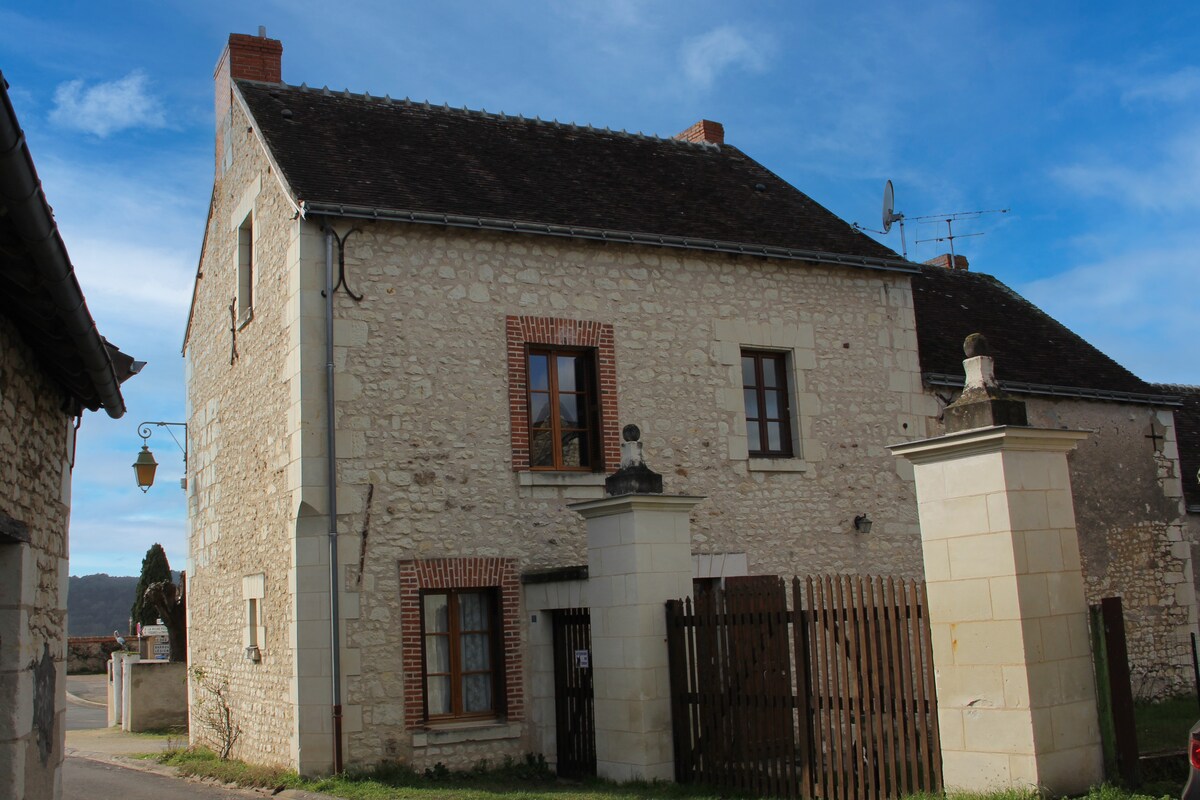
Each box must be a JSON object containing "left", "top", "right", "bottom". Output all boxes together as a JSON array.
[
  {"left": 912, "top": 208, "right": 1009, "bottom": 264},
  {"left": 855, "top": 181, "right": 1009, "bottom": 263}
]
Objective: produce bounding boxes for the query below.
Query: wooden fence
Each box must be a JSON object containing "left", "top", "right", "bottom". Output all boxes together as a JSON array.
[{"left": 666, "top": 574, "right": 942, "bottom": 800}]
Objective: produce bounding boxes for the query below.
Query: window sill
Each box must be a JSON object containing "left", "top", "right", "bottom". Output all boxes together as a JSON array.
[
  {"left": 517, "top": 471, "right": 607, "bottom": 500},
  {"left": 412, "top": 720, "right": 521, "bottom": 748},
  {"left": 237, "top": 308, "right": 254, "bottom": 330},
  {"left": 747, "top": 458, "right": 808, "bottom": 473},
  {"left": 517, "top": 472, "right": 607, "bottom": 487}
]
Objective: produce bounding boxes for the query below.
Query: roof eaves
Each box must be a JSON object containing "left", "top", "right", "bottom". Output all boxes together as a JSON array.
[
  {"left": 299, "top": 201, "right": 919, "bottom": 274},
  {"left": 923, "top": 372, "right": 1181, "bottom": 407},
  {"left": 0, "top": 71, "right": 127, "bottom": 418}
]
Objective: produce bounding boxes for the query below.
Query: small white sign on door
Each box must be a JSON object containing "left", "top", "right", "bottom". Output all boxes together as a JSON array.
[{"left": 574, "top": 649, "right": 590, "bottom": 669}]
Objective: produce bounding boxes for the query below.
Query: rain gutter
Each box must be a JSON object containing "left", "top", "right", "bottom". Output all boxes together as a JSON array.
[
  {"left": 924, "top": 372, "right": 1182, "bottom": 407},
  {"left": 299, "top": 201, "right": 917, "bottom": 274}
]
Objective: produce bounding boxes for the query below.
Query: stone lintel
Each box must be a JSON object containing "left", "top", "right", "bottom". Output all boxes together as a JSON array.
[
  {"left": 890, "top": 426, "right": 1089, "bottom": 465},
  {"left": 568, "top": 493, "right": 705, "bottom": 520}
]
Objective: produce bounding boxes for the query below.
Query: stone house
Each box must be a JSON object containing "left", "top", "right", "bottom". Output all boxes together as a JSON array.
[
  {"left": 183, "top": 31, "right": 1195, "bottom": 775},
  {"left": 0, "top": 72, "right": 136, "bottom": 799}
]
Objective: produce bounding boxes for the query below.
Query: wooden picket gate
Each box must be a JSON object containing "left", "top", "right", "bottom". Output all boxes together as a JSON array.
[{"left": 666, "top": 575, "right": 942, "bottom": 800}]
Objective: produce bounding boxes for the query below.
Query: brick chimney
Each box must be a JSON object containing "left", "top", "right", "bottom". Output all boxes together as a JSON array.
[
  {"left": 924, "top": 253, "right": 969, "bottom": 271},
  {"left": 214, "top": 28, "right": 283, "bottom": 174},
  {"left": 674, "top": 119, "right": 724, "bottom": 145}
]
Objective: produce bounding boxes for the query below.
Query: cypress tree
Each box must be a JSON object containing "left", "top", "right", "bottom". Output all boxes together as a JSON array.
[{"left": 130, "top": 543, "right": 172, "bottom": 628}]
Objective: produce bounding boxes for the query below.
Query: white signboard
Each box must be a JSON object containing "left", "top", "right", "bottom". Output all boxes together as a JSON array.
[
  {"left": 574, "top": 649, "right": 589, "bottom": 669},
  {"left": 142, "top": 625, "right": 169, "bottom": 637}
]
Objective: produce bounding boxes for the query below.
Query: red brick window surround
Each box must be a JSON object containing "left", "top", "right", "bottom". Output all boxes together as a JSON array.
[
  {"left": 506, "top": 316, "right": 619, "bottom": 471},
  {"left": 399, "top": 558, "right": 522, "bottom": 726}
]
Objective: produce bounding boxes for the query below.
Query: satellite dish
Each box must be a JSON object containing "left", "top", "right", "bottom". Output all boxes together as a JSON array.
[{"left": 882, "top": 180, "right": 896, "bottom": 233}]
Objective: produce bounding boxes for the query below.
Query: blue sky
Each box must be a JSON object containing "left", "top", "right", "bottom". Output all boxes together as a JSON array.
[{"left": 4, "top": 2, "right": 1198, "bottom": 576}]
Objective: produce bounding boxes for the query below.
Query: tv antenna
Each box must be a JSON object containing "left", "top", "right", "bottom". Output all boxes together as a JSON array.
[
  {"left": 912, "top": 207, "right": 1009, "bottom": 265},
  {"left": 854, "top": 180, "right": 1009, "bottom": 262}
]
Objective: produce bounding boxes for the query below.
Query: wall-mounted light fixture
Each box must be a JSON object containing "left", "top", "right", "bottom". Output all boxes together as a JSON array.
[
  {"left": 133, "top": 421, "right": 188, "bottom": 492},
  {"left": 853, "top": 514, "right": 873, "bottom": 534}
]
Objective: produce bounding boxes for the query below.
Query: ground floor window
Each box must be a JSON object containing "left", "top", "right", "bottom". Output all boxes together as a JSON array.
[
  {"left": 400, "top": 558, "right": 523, "bottom": 726},
  {"left": 423, "top": 589, "right": 498, "bottom": 719}
]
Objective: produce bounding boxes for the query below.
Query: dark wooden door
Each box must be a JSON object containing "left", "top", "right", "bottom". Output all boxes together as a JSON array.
[{"left": 552, "top": 608, "right": 595, "bottom": 778}]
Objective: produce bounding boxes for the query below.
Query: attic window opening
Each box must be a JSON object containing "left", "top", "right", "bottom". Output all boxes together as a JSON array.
[{"left": 237, "top": 212, "right": 254, "bottom": 327}]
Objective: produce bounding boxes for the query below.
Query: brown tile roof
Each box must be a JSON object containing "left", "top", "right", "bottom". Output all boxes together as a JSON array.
[
  {"left": 911, "top": 265, "right": 1170, "bottom": 402},
  {"left": 236, "top": 80, "right": 906, "bottom": 268}
]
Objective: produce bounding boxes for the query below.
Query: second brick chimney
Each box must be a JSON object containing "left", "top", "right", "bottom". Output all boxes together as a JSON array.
[
  {"left": 924, "top": 253, "right": 970, "bottom": 271},
  {"left": 214, "top": 28, "right": 283, "bottom": 174},
  {"left": 674, "top": 119, "right": 724, "bottom": 145}
]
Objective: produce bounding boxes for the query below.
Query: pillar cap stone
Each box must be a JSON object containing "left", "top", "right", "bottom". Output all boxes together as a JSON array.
[
  {"left": 604, "top": 424, "right": 664, "bottom": 496},
  {"left": 890, "top": 425, "right": 1089, "bottom": 465},
  {"left": 943, "top": 333, "right": 1029, "bottom": 432}
]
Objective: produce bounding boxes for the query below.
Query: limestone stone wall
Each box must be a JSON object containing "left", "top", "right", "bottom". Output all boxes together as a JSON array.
[
  {"left": 66, "top": 636, "right": 130, "bottom": 675},
  {"left": 0, "top": 314, "right": 72, "bottom": 800},
  {"left": 315, "top": 221, "right": 936, "bottom": 767},
  {"left": 1027, "top": 398, "right": 1195, "bottom": 699},
  {"left": 185, "top": 96, "right": 299, "bottom": 768}
]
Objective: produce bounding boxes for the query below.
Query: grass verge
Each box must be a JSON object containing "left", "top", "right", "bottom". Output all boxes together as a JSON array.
[{"left": 154, "top": 748, "right": 1187, "bottom": 800}]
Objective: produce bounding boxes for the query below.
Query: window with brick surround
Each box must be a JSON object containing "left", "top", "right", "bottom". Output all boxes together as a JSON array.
[
  {"left": 741, "top": 349, "right": 794, "bottom": 457},
  {"left": 507, "top": 316, "right": 619, "bottom": 472},
  {"left": 422, "top": 589, "right": 498, "bottom": 718},
  {"left": 400, "top": 558, "right": 522, "bottom": 725}
]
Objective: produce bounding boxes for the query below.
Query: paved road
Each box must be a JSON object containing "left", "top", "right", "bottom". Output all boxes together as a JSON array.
[{"left": 63, "top": 757, "right": 255, "bottom": 799}]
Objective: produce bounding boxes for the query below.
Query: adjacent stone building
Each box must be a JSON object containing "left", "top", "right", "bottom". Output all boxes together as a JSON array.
[
  {"left": 0, "top": 72, "right": 135, "bottom": 799},
  {"left": 183, "top": 31, "right": 1196, "bottom": 776},
  {"left": 912, "top": 262, "right": 1196, "bottom": 700}
]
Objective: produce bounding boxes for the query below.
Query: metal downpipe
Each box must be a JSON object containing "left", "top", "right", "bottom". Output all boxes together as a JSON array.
[{"left": 324, "top": 226, "right": 344, "bottom": 773}]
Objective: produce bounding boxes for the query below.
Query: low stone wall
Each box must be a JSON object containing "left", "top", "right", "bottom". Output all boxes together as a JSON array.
[{"left": 68, "top": 636, "right": 137, "bottom": 674}]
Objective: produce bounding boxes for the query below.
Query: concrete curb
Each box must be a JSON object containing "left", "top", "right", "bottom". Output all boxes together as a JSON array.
[{"left": 65, "top": 690, "right": 106, "bottom": 708}]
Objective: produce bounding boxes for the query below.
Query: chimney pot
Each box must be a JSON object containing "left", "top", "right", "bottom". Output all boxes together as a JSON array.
[
  {"left": 674, "top": 119, "right": 724, "bottom": 145},
  {"left": 923, "top": 253, "right": 969, "bottom": 271}
]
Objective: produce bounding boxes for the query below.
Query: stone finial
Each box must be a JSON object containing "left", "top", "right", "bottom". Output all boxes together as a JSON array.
[
  {"left": 963, "top": 332, "right": 989, "bottom": 358},
  {"left": 605, "top": 424, "right": 664, "bottom": 495},
  {"left": 943, "top": 333, "right": 1028, "bottom": 433}
]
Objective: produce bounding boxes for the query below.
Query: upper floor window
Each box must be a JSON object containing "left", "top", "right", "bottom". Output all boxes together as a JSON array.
[
  {"left": 742, "top": 350, "right": 793, "bottom": 458},
  {"left": 527, "top": 349, "right": 597, "bottom": 470},
  {"left": 506, "top": 316, "right": 620, "bottom": 472},
  {"left": 236, "top": 213, "right": 254, "bottom": 325}
]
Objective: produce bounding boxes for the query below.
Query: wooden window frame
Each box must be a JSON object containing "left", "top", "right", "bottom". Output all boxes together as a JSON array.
[
  {"left": 741, "top": 349, "right": 794, "bottom": 458},
  {"left": 420, "top": 588, "right": 503, "bottom": 721},
  {"left": 526, "top": 347, "right": 600, "bottom": 472}
]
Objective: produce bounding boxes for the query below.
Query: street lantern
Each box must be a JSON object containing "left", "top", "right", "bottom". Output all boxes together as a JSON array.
[
  {"left": 133, "top": 421, "right": 188, "bottom": 492},
  {"left": 133, "top": 445, "right": 158, "bottom": 492}
]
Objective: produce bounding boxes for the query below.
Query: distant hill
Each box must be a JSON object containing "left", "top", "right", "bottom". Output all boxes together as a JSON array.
[{"left": 68, "top": 571, "right": 182, "bottom": 637}]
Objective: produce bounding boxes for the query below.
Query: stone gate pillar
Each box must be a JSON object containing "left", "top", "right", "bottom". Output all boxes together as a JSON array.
[
  {"left": 890, "top": 335, "right": 1104, "bottom": 794},
  {"left": 570, "top": 425, "right": 703, "bottom": 782}
]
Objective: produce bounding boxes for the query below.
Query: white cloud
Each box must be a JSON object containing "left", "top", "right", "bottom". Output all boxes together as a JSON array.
[
  {"left": 1020, "top": 242, "right": 1200, "bottom": 384},
  {"left": 1052, "top": 126, "right": 1200, "bottom": 213},
  {"left": 1121, "top": 67, "right": 1200, "bottom": 105},
  {"left": 680, "top": 26, "right": 770, "bottom": 89},
  {"left": 50, "top": 70, "right": 166, "bottom": 137}
]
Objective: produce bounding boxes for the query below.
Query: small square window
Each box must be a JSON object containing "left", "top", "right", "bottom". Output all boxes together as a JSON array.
[{"left": 741, "top": 350, "right": 794, "bottom": 458}]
